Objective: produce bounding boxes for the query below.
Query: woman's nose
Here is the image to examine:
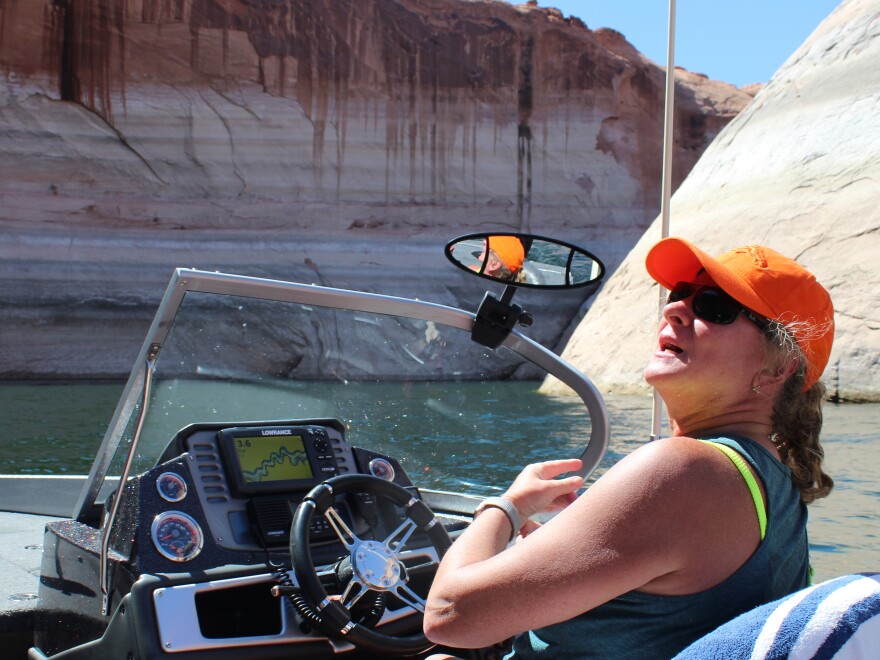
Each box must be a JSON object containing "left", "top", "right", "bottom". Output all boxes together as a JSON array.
[{"left": 662, "top": 296, "right": 693, "bottom": 326}]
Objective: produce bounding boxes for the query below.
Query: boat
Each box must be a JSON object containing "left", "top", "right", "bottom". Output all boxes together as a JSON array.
[{"left": 0, "top": 232, "right": 611, "bottom": 659}]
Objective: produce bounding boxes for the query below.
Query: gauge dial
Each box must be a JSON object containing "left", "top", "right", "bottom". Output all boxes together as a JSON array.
[
  {"left": 368, "top": 458, "right": 395, "bottom": 481},
  {"left": 156, "top": 472, "right": 187, "bottom": 502},
  {"left": 151, "top": 511, "right": 203, "bottom": 562}
]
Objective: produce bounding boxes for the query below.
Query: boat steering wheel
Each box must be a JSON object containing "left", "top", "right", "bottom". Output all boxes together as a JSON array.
[{"left": 290, "top": 474, "right": 451, "bottom": 656}]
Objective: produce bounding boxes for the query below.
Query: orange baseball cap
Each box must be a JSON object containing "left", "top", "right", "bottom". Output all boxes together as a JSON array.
[
  {"left": 488, "top": 236, "right": 525, "bottom": 273},
  {"left": 645, "top": 237, "right": 834, "bottom": 390}
]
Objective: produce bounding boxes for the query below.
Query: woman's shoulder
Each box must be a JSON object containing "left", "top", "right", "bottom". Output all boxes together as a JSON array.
[
  {"left": 611, "top": 435, "right": 741, "bottom": 484},
  {"left": 587, "top": 436, "right": 757, "bottom": 530},
  {"left": 587, "top": 436, "right": 768, "bottom": 594}
]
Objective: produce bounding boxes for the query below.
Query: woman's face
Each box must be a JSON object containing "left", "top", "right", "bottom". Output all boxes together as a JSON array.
[{"left": 644, "top": 281, "right": 769, "bottom": 413}]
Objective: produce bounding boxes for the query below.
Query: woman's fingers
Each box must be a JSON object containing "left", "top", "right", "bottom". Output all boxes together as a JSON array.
[
  {"left": 546, "top": 478, "right": 584, "bottom": 509},
  {"left": 518, "top": 519, "right": 543, "bottom": 539},
  {"left": 531, "top": 458, "right": 583, "bottom": 479},
  {"left": 505, "top": 459, "right": 584, "bottom": 517},
  {"left": 542, "top": 476, "right": 585, "bottom": 510}
]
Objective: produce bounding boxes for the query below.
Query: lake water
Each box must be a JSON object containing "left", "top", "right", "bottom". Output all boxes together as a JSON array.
[{"left": 0, "top": 381, "right": 877, "bottom": 582}]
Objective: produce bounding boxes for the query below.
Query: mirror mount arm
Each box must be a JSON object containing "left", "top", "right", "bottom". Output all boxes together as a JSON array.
[{"left": 471, "top": 290, "right": 533, "bottom": 350}]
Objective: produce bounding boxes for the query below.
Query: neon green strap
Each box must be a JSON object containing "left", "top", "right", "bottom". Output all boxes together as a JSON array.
[{"left": 703, "top": 441, "right": 767, "bottom": 540}]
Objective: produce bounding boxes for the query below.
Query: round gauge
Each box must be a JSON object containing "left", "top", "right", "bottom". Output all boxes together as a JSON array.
[
  {"left": 151, "top": 511, "right": 203, "bottom": 562},
  {"left": 156, "top": 472, "right": 187, "bottom": 502},
  {"left": 368, "top": 458, "right": 395, "bottom": 482}
]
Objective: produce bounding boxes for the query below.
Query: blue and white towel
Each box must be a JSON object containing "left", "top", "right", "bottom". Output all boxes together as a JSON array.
[{"left": 675, "top": 573, "right": 880, "bottom": 659}]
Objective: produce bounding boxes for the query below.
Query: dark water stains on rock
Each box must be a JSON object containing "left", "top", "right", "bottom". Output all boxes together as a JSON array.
[
  {"left": 0, "top": 0, "right": 754, "bottom": 379},
  {"left": 7, "top": 0, "right": 747, "bottom": 210}
]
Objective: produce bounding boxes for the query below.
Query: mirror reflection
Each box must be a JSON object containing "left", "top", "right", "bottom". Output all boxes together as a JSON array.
[{"left": 445, "top": 233, "right": 605, "bottom": 289}]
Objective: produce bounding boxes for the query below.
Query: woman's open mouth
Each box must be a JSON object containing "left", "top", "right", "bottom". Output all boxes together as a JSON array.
[{"left": 660, "top": 340, "right": 682, "bottom": 354}]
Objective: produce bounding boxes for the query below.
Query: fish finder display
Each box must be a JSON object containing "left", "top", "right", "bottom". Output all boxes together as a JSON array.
[
  {"left": 219, "top": 425, "right": 333, "bottom": 495},
  {"left": 234, "top": 435, "right": 314, "bottom": 483}
]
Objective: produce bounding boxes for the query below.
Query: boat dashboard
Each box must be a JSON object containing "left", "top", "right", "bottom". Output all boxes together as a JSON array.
[
  {"left": 147, "top": 419, "right": 401, "bottom": 564},
  {"left": 35, "top": 419, "right": 471, "bottom": 658}
]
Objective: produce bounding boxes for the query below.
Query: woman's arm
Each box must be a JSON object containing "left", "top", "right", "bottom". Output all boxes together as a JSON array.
[{"left": 423, "top": 437, "right": 764, "bottom": 648}]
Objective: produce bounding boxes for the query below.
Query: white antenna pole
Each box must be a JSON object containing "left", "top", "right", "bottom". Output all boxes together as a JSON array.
[{"left": 650, "top": 0, "right": 677, "bottom": 442}]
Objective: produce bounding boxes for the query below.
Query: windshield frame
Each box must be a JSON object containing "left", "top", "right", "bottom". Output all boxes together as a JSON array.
[{"left": 73, "top": 268, "right": 609, "bottom": 522}]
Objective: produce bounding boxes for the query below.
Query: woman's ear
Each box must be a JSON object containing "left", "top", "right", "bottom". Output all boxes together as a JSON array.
[{"left": 756, "top": 354, "right": 800, "bottom": 391}]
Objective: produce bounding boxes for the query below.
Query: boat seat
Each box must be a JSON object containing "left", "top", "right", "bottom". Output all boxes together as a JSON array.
[{"left": 674, "top": 573, "right": 880, "bottom": 659}]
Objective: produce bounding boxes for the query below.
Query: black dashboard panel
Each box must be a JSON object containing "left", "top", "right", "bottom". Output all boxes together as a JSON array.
[
  {"left": 39, "top": 419, "right": 461, "bottom": 657},
  {"left": 133, "top": 419, "right": 415, "bottom": 572}
]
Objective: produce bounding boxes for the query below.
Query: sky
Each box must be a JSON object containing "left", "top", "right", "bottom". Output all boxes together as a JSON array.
[{"left": 508, "top": 1, "right": 842, "bottom": 88}]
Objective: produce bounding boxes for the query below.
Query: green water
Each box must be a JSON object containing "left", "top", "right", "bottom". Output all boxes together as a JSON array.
[
  {"left": 0, "top": 381, "right": 877, "bottom": 581},
  {"left": 0, "top": 382, "right": 121, "bottom": 474}
]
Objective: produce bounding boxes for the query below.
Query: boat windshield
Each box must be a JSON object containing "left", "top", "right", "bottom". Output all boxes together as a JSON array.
[{"left": 78, "top": 270, "right": 606, "bottom": 517}]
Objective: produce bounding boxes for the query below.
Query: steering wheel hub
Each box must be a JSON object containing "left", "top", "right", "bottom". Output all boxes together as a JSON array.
[{"left": 353, "top": 540, "right": 402, "bottom": 590}]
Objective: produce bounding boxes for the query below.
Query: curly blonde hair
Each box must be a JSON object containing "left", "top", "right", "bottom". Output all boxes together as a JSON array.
[{"left": 765, "top": 321, "right": 833, "bottom": 503}]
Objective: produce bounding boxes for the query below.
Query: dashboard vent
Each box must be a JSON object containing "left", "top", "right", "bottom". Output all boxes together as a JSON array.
[{"left": 193, "top": 448, "right": 229, "bottom": 503}]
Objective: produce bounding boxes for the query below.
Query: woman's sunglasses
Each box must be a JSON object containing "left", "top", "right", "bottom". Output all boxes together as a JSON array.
[{"left": 667, "top": 283, "right": 769, "bottom": 329}]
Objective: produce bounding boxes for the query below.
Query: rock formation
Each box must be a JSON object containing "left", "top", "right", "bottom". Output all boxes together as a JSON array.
[
  {"left": 548, "top": 0, "right": 880, "bottom": 402},
  {"left": 0, "top": 0, "right": 751, "bottom": 378}
]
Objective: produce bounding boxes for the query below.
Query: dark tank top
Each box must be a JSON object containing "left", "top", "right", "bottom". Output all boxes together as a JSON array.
[{"left": 507, "top": 435, "right": 810, "bottom": 659}]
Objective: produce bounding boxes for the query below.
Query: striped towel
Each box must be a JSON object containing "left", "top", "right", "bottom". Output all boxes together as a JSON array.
[{"left": 674, "top": 573, "right": 880, "bottom": 659}]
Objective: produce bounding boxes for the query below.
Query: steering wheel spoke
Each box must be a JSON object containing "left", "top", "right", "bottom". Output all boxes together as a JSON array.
[
  {"left": 316, "top": 566, "right": 337, "bottom": 582},
  {"left": 392, "top": 582, "right": 427, "bottom": 613},
  {"left": 339, "top": 578, "right": 371, "bottom": 609},
  {"left": 384, "top": 517, "right": 419, "bottom": 554},
  {"left": 404, "top": 559, "right": 439, "bottom": 578},
  {"left": 324, "top": 504, "right": 359, "bottom": 549}
]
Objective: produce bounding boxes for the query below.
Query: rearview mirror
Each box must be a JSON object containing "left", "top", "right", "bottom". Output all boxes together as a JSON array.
[{"left": 445, "top": 233, "right": 605, "bottom": 289}]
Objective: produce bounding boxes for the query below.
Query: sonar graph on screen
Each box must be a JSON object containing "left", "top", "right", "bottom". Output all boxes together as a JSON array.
[{"left": 238, "top": 440, "right": 313, "bottom": 483}]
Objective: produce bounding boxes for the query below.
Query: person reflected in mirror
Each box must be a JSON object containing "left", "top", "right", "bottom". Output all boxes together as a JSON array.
[
  {"left": 472, "top": 235, "right": 528, "bottom": 283},
  {"left": 424, "top": 238, "right": 836, "bottom": 659}
]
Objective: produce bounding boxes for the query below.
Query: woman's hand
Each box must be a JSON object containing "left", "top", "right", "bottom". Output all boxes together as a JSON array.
[
  {"left": 425, "top": 457, "right": 585, "bottom": 646},
  {"left": 503, "top": 458, "right": 584, "bottom": 523}
]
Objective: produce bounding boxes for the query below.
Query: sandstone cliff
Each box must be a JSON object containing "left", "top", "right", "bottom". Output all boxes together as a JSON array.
[
  {"left": 0, "top": 0, "right": 751, "bottom": 378},
  {"left": 548, "top": 0, "right": 880, "bottom": 402}
]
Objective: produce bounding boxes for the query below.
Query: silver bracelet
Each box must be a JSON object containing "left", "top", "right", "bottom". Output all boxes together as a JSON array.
[{"left": 473, "top": 496, "right": 522, "bottom": 543}]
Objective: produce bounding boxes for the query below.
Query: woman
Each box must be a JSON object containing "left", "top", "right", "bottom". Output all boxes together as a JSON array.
[
  {"left": 472, "top": 235, "right": 528, "bottom": 283},
  {"left": 424, "top": 237, "right": 835, "bottom": 658}
]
